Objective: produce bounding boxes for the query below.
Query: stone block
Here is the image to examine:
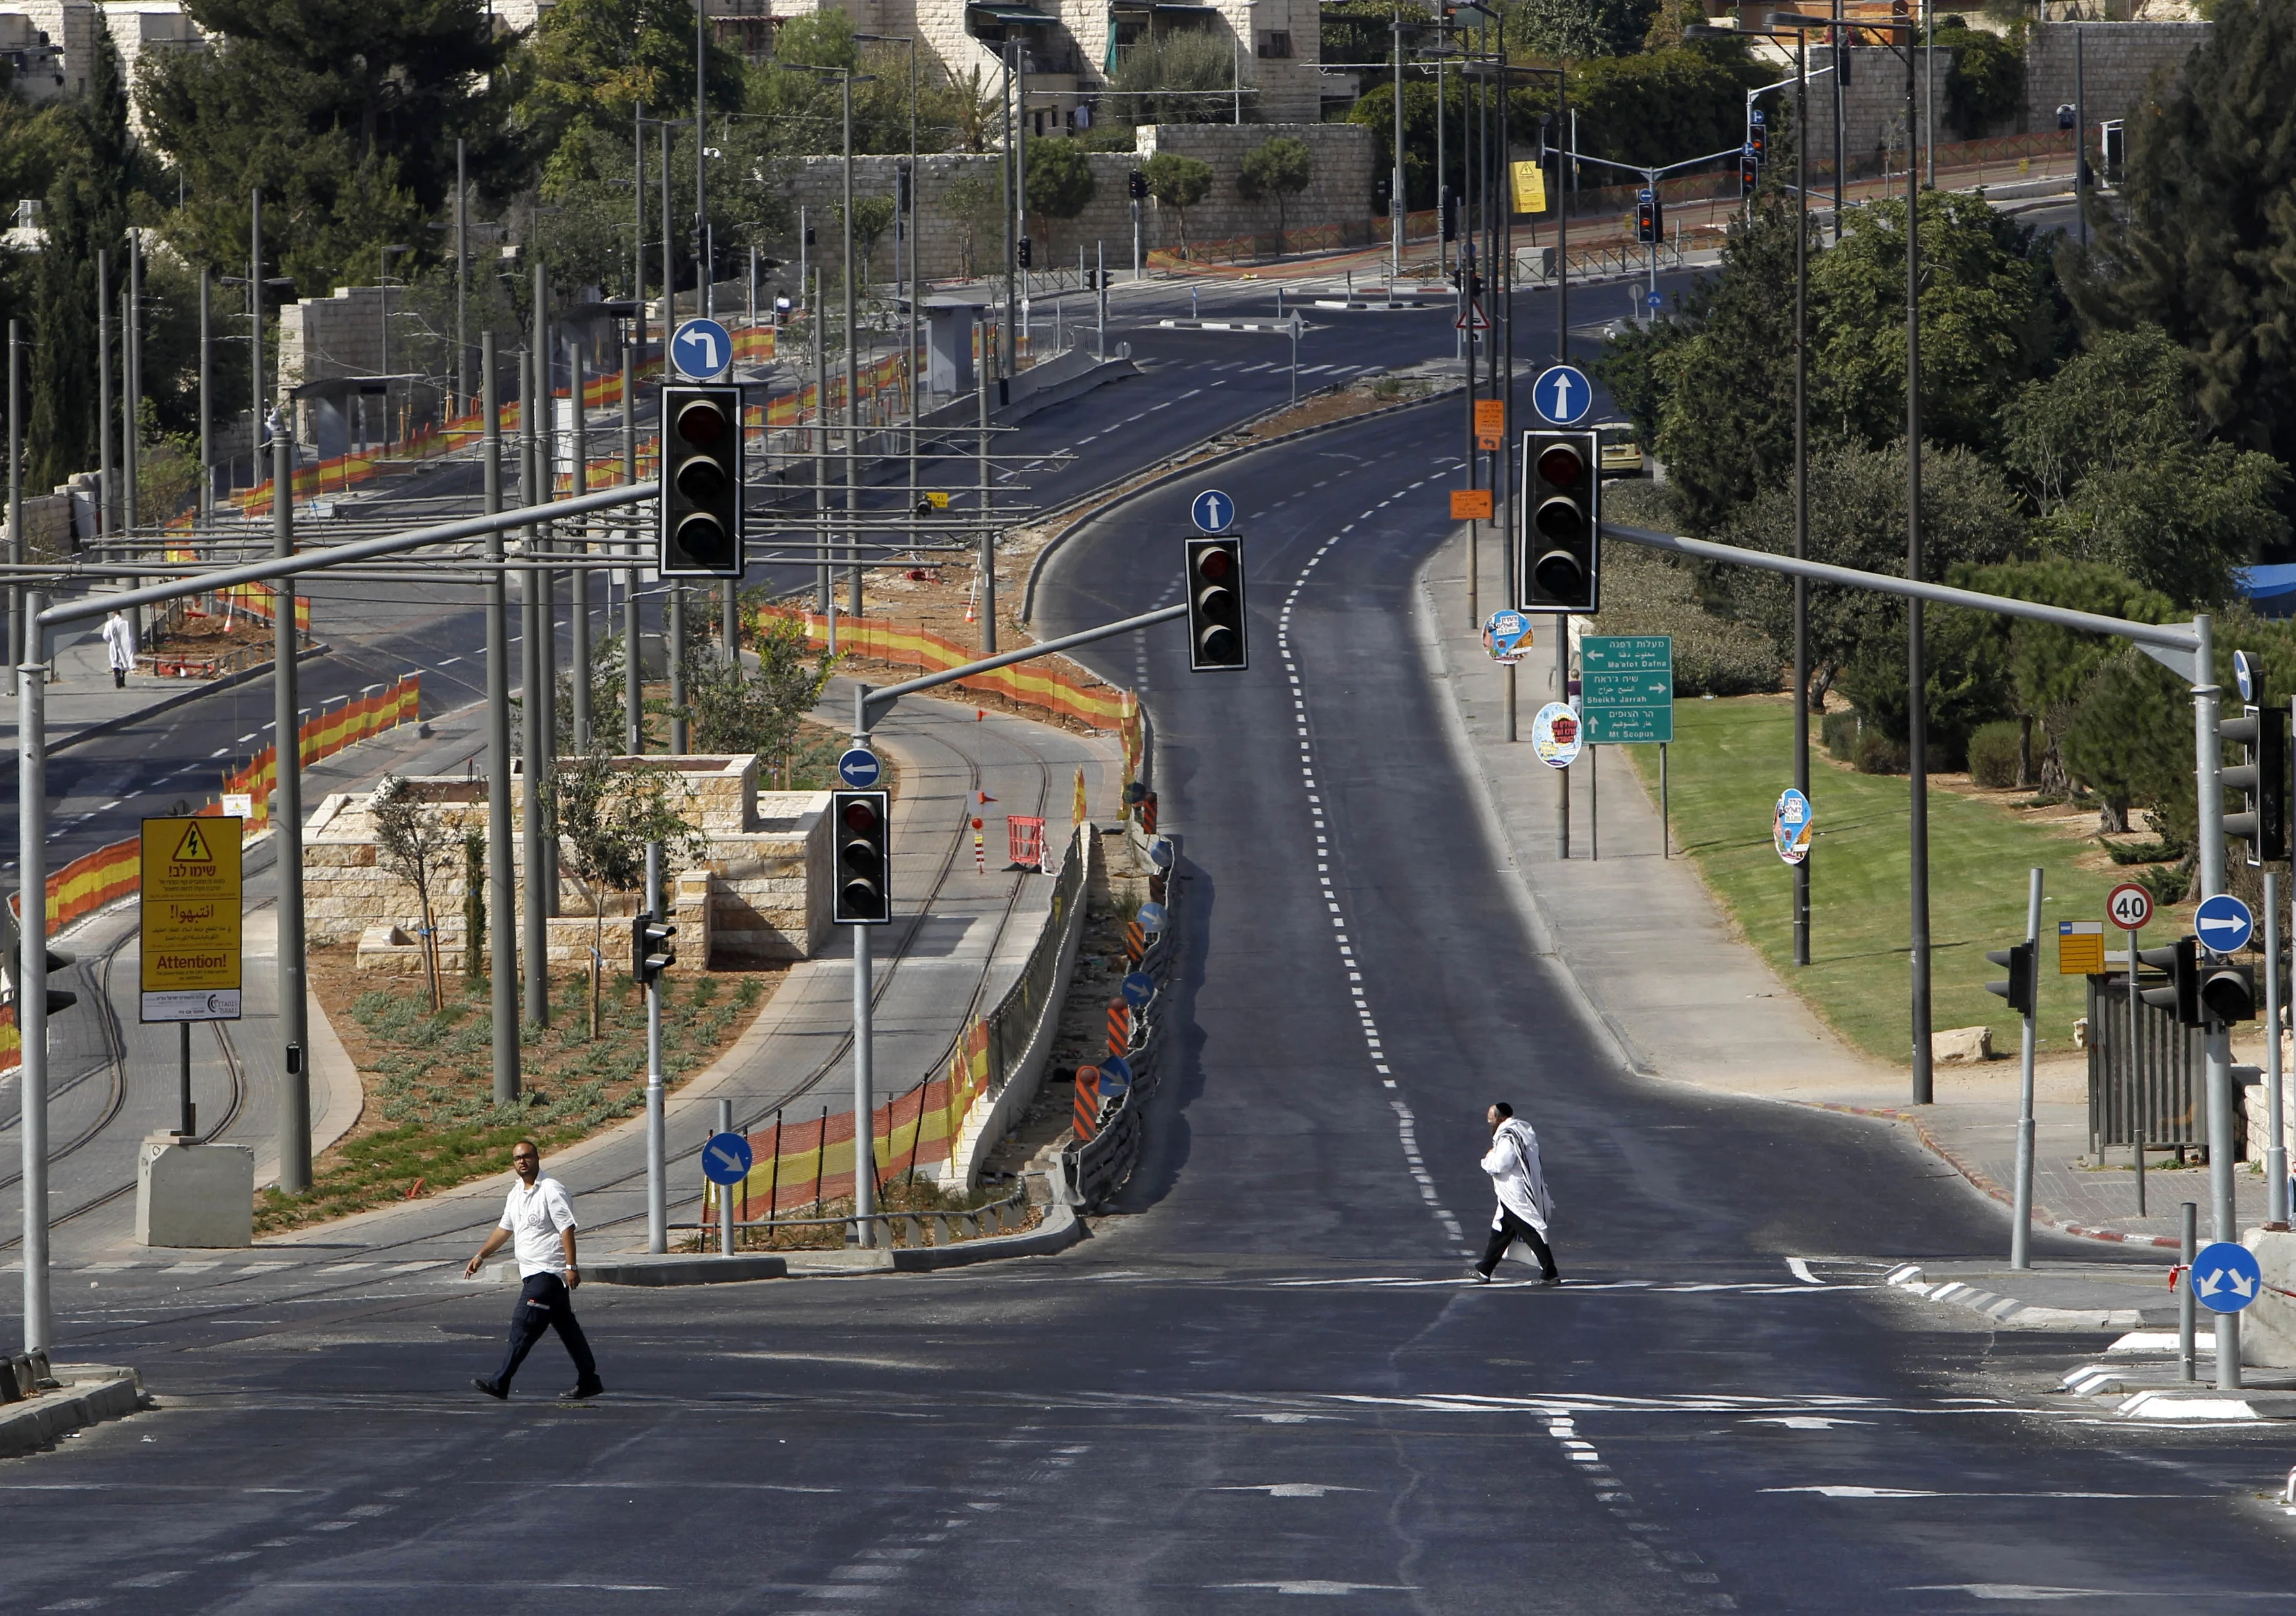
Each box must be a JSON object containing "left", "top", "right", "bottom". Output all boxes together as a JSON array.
[
  {"left": 1932, "top": 1025, "right": 1994, "bottom": 1065},
  {"left": 135, "top": 1136, "right": 254, "bottom": 1247}
]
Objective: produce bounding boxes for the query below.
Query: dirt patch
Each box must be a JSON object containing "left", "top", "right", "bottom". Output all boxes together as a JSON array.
[{"left": 260, "top": 947, "right": 783, "bottom": 1233}]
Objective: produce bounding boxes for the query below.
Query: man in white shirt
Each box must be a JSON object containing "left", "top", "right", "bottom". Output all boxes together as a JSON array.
[
  {"left": 465, "top": 1140, "right": 604, "bottom": 1400},
  {"left": 1473, "top": 1102, "right": 1561, "bottom": 1285}
]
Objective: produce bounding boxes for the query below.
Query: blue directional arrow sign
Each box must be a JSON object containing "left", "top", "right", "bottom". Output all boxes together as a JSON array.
[
  {"left": 836, "top": 747, "right": 882, "bottom": 789},
  {"left": 1646, "top": 291, "right": 1664, "bottom": 309},
  {"left": 1532, "top": 364, "right": 1593, "bottom": 426},
  {"left": 2190, "top": 1240, "right": 2262, "bottom": 1313},
  {"left": 2235, "top": 648, "right": 2256, "bottom": 702},
  {"left": 1098, "top": 1054, "right": 1134, "bottom": 1094},
  {"left": 671, "top": 317, "right": 734, "bottom": 382},
  {"left": 1750, "top": 108, "right": 1766, "bottom": 125},
  {"left": 701, "top": 1130, "right": 754, "bottom": 1186},
  {"left": 1137, "top": 900, "right": 1168, "bottom": 934},
  {"left": 1191, "top": 489, "right": 1237, "bottom": 533},
  {"left": 2195, "top": 892, "right": 2255, "bottom": 955},
  {"left": 1121, "top": 970, "right": 1155, "bottom": 1010}
]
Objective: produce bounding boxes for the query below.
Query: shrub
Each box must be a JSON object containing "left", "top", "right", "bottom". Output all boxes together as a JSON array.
[
  {"left": 1821, "top": 711, "right": 1860, "bottom": 762},
  {"left": 1580, "top": 528, "right": 1780, "bottom": 697},
  {"left": 1967, "top": 720, "right": 2022, "bottom": 787},
  {"left": 1855, "top": 730, "right": 1908, "bottom": 774}
]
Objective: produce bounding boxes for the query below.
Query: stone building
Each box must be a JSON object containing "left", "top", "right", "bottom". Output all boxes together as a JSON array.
[{"left": 302, "top": 756, "right": 834, "bottom": 973}]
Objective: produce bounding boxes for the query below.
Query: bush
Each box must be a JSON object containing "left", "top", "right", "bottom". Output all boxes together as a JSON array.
[
  {"left": 1856, "top": 730, "right": 1908, "bottom": 774},
  {"left": 1967, "top": 720, "right": 2022, "bottom": 787},
  {"left": 1821, "top": 710, "right": 1860, "bottom": 763},
  {"left": 1586, "top": 499, "right": 1780, "bottom": 696}
]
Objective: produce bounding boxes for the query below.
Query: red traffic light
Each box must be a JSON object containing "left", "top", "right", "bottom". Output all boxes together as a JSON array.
[
  {"left": 1537, "top": 444, "right": 1584, "bottom": 490},
  {"left": 677, "top": 396, "right": 728, "bottom": 446}
]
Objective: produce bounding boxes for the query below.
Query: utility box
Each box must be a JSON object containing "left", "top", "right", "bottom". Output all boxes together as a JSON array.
[
  {"left": 924, "top": 300, "right": 977, "bottom": 398},
  {"left": 135, "top": 1135, "right": 255, "bottom": 1248}
]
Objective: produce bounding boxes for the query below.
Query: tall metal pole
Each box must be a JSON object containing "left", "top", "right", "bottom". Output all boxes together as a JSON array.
[
  {"left": 250, "top": 192, "right": 264, "bottom": 503},
  {"left": 18, "top": 589, "right": 49, "bottom": 1351},
  {"left": 1002, "top": 41, "right": 1019, "bottom": 375},
  {"left": 815, "top": 266, "right": 830, "bottom": 619},
  {"left": 197, "top": 270, "right": 211, "bottom": 526},
  {"left": 1794, "top": 33, "right": 1811, "bottom": 969},
  {"left": 851, "top": 683, "right": 877, "bottom": 1246},
  {"left": 2074, "top": 26, "right": 2087, "bottom": 251},
  {"left": 2268, "top": 867, "right": 2287, "bottom": 1226},
  {"left": 273, "top": 425, "right": 311, "bottom": 1195},
  {"left": 97, "top": 251, "right": 113, "bottom": 539},
  {"left": 1391, "top": 8, "right": 1404, "bottom": 289},
  {"left": 2187, "top": 613, "right": 2242, "bottom": 1389},
  {"left": 624, "top": 335, "right": 644, "bottom": 755},
  {"left": 7, "top": 321, "right": 20, "bottom": 688},
  {"left": 1832, "top": 0, "right": 1846, "bottom": 241},
  {"left": 1906, "top": 29, "right": 1933, "bottom": 1106},
  {"left": 521, "top": 340, "right": 550, "bottom": 1028},
  {"left": 1496, "top": 34, "right": 1516, "bottom": 749},
  {"left": 483, "top": 333, "right": 520, "bottom": 1105},
  {"left": 456, "top": 139, "right": 469, "bottom": 415},
  {"left": 842, "top": 72, "right": 862, "bottom": 619},
  {"left": 645, "top": 839, "right": 666, "bottom": 1253},
  {"left": 2011, "top": 865, "right": 2041, "bottom": 1268},
  {"left": 695, "top": 0, "right": 709, "bottom": 319},
  {"left": 569, "top": 341, "right": 591, "bottom": 749},
  {"left": 1922, "top": 0, "right": 1935, "bottom": 189},
  {"left": 979, "top": 321, "right": 994, "bottom": 656}
]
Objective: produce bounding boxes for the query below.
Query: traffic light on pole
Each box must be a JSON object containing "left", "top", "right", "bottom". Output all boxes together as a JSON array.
[
  {"left": 1740, "top": 152, "right": 1760, "bottom": 194},
  {"left": 1983, "top": 940, "right": 2036, "bottom": 1018},
  {"left": 2221, "top": 703, "right": 2288, "bottom": 865},
  {"left": 1634, "top": 196, "right": 1660, "bottom": 244},
  {"left": 631, "top": 911, "right": 677, "bottom": 985},
  {"left": 1748, "top": 122, "right": 1767, "bottom": 164},
  {"left": 2200, "top": 958, "right": 2258, "bottom": 1026},
  {"left": 2139, "top": 937, "right": 2199, "bottom": 1027},
  {"left": 1, "top": 909, "right": 77, "bottom": 1017},
  {"left": 1017, "top": 236, "right": 1033, "bottom": 269},
  {"left": 1521, "top": 430, "right": 1601, "bottom": 613},
  {"left": 1441, "top": 185, "right": 1458, "bottom": 243},
  {"left": 831, "top": 789, "right": 892, "bottom": 924},
  {"left": 658, "top": 384, "right": 743, "bottom": 577},
  {"left": 1128, "top": 168, "right": 1148, "bottom": 200},
  {"left": 1185, "top": 537, "right": 1248, "bottom": 671}
]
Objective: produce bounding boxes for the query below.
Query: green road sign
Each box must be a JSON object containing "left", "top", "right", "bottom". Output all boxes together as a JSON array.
[{"left": 1580, "top": 634, "right": 1675, "bottom": 744}]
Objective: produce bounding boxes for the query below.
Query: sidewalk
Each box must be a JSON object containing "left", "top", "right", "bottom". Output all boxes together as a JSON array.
[
  {"left": 0, "top": 617, "right": 311, "bottom": 755},
  {"left": 1412, "top": 528, "right": 2270, "bottom": 1253}
]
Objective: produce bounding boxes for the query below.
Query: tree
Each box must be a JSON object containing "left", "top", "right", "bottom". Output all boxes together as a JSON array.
[
  {"left": 371, "top": 775, "right": 462, "bottom": 1010},
  {"left": 1508, "top": 44, "right": 1770, "bottom": 173},
  {"left": 2002, "top": 325, "right": 2289, "bottom": 606},
  {"left": 1106, "top": 29, "right": 1237, "bottom": 126},
  {"left": 514, "top": 0, "right": 743, "bottom": 158},
  {"left": 1237, "top": 135, "right": 1311, "bottom": 254},
  {"left": 1144, "top": 152, "right": 1214, "bottom": 259},
  {"left": 1934, "top": 16, "right": 2025, "bottom": 137},
  {"left": 541, "top": 749, "right": 705, "bottom": 1039},
  {"left": 1506, "top": 0, "right": 1660, "bottom": 60},
  {"left": 1024, "top": 136, "right": 1095, "bottom": 260},
  {"left": 682, "top": 615, "right": 837, "bottom": 777},
  {"left": 2067, "top": 1, "right": 2296, "bottom": 482},
  {"left": 941, "top": 173, "right": 1002, "bottom": 279},
  {"left": 1345, "top": 79, "right": 1462, "bottom": 212},
  {"left": 834, "top": 195, "right": 897, "bottom": 291},
  {"left": 30, "top": 18, "right": 133, "bottom": 489}
]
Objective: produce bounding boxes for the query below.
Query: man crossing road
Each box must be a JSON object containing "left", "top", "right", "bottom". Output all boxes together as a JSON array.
[
  {"left": 466, "top": 1140, "right": 604, "bottom": 1400},
  {"left": 1473, "top": 1103, "right": 1561, "bottom": 1285}
]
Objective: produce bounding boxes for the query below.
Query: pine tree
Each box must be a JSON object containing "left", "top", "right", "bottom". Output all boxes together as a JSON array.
[{"left": 28, "top": 18, "right": 130, "bottom": 491}]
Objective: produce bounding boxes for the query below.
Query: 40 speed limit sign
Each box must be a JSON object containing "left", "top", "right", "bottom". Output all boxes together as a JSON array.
[{"left": 2107, "top": 882, "right": 2154, "bottom": 932}]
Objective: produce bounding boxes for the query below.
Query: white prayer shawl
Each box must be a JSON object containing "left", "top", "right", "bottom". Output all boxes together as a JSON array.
[
  {"left": 100, "top": 612, "right": 136, "bottom": 672},
  {"left": 1481, "top": 1117, "right": 1554, "bottom": 1234}
]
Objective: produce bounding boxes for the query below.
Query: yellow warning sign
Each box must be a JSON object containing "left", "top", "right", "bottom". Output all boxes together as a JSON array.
[
  {"left": 926, "top": 491, "right": 951, "bottom": 510},
  {"left": 140, "top": 816, "right": 245, "bottom": 1023},
  {"left": 1511, "top": 161, "right": 1548, "bottom": 215},
  {"left": 2059, "top": 920, "right": 2105, "bottom": 976}
]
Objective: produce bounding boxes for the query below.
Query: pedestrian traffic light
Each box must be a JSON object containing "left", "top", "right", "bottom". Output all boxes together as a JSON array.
[
  {"left": 895, "top": 161, "right": 912, "bottom": 214},
  {"left": 1128, "top": 168, "right": 1148, "bottom": 200},
  {"left": 2201, "top": 959, "right": 2258, "bottom": 1026},
  {"left": 1984, "top": 940, "right": 2036, "bottom": 1018},
  {"left": 2221, "top": 703, "right": 2288, "bottom": 866},
  {"left": 1740, "top": 153, "right": 1760, "bottom": 194},
  {"left": 1017, "top": 236, "right": 1033, "bottom": 269},
  {"left": 631, "top": 911, "right": 676, "bottom": 985},
  {"left": 658, "top": 384, "right": 743, "bottom": 577},
  {"left": 2139, "top": 937, "right": 2199, "bottom": 1027},
  {"left": 1441, "top": 185, "right": 1458, "bottom": 242},
  {"left": 831, "top": 789, "right": 892, "bottom": 924},
  {"left": 1466, "top": 268, "right": 1484, "bottom": 305},
  {"left": 1185, "top": 536, "right": 1248, "bottom": 671},
  {"left": 1, "top": 909, "right": 76, "bottom": 1018},
  {"left": 1635, "top": 196, "right": 1660, "bottom": 243},
  {"left": 1521, "top": 430, "right": 1601, "bottom": 614}
]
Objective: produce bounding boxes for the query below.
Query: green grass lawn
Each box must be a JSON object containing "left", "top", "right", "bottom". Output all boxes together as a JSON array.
[{"left": 1629, "top": 697, "right": 2162, "bottom": 1067}]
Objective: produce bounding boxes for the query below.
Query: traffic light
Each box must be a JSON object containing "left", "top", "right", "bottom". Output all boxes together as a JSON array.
[
  {"left": 1748, "top": 122, "right": 1767, "bottom": 163},
  {"left": 1441, "top": 185, "right": 1458, "bottom": 242},
  {"left": 2201, "top": 959, "right": 2258, "bottom": 1026},
  {"left": 631, "top": 911, "right": 677, "bottom": 985},
  {"left": 2139, "top": 937, "right": 2199, "bottom": 1027},
  {"left": 895, "top": 161, "right": 912, "bottom": 214},
  {"left": 1634, "top": 196, "right": 1660, "bottom": 243},
  {"left": 2221, "top": 703, "right": 2287, "bottom": 865},
  {"left": 1017, "top": 236, "right": 1033, "bottom": 269},
  {"left": 1740, "top": 153, "right": 1760, "bottom": 194},
  {"left": 658, "top": 384, "right": 743, "bottom": 577},
  {"left": 1128, "top": 168, "right": 1148, "bottom": 200},
  {"left": 1185, "top": 537, "right": 1248, "bottom": 671},
  {"left": 1, "top": 909, "right": 76, "bottom": 1018},
  {"left": 832, "top": 789, "right": 892, "bottom": 924},
  {"left": 1984, "top": 940, "right": 2036, "bottom": 1018},
  {"left": 1466, "top": 268, "right": 1484, "bottom": 306},
  {"left": 1521, "top": 430, "right": 1601, "bottom": 613}
]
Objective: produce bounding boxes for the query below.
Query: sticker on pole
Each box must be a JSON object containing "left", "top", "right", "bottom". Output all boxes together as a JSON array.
[
  {"left": 1190, "top": 489, "right": 1237, "bottom": 534},
  {"left": 1531, "top": 364, "right": 1593, "bottom": 426},
  {"left": 2106, "top": 881, "right": 2153, "bottom": 932},
  {"left": 1483, "top": 610, "right": 1532, "bottom": 664},
  {"left": 671, "top": 317, "right": 734, "bottom": 382},
  {"left": 2190, "top": 1240, "right": 2261, "bottom": 1313},
  {"left": 1773, "top": 788, "right": 1813, "bottom": 866},
  {"left": 2058, "top": 920, "right": 2104, "bottom": 975},
  {"left": 2195, "top": 892, "right": 2255, "bottom": 955},
  {"left": 1530, "top": 701, "right": 1582, "bottom": 769},
  {"left": 836, "top": 747, "right": 882, "bottom": 789},
  {"left": 701, "top": 1130, "right": 754, "bottom": 1186}
]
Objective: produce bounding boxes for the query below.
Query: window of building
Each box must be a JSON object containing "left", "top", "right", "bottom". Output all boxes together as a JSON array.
[{"left": 1256, "top": 30, "right": 1291, "bottom": 58}]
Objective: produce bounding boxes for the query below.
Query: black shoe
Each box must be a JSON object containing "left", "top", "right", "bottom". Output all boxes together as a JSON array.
[
  {"left": 1540, "top": 1273, "right": 1563, "bottom": 1287},
  {"left": 1468, "top": 1267, "right": 1492, "bottom": 1283},
  {"left": 473, "top": 1377, "right": 507, "bottom": 1400},
  {"left": 562, "top": 1379, "right": 604, "bottom": 1400}
]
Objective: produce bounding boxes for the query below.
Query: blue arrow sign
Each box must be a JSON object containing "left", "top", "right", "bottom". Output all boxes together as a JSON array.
[
  {"left": 836, "top": 747, "right": 882, "bottom": 789},
  {"left": 1099, "top": 1054, "right": 1134, "bottom": 1094},
  {"left": 701, "top": 1130, "right": 753, "bottom": 1186},
  {"left": 1646, "top": 291, "right": 1664, "bottom": 309},
  {"left": 671, "top": 317, "right": 734, "bottom": 381},
  {"left": 2191, "top": 1240, "right": 2261, "bottom": 1313},
  {"left": 1750, "top": 108, "right": 1766, "bottom": 125},
  {"left": 1121, "top": 970, "right": 1155, "bottom": 1010},
  {"left": 2195, "top": 892, "right": 2255, "bottom": 955},
  {"left": 2235, "top": 648, "right": 2257, "bottom": 703},
  {"left": 1137, "top": 900, "right": 1168, "bottom": 934},
  {"left": 1191, "top": 489, "right": 1236, "bottom": 534},
  {"left": 1532, "top": 364, "right": 1593, "bottom": 426}
]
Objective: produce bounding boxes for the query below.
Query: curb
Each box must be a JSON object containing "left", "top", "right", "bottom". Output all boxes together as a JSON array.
[
  {"left": 0, "top": 1366, "right": 146, "bottom": 1459},
  {"left": 38, "top": 640, "right": 334, "bottom": 759},
  {"left": 592, "top": 1201, "right": 1086, "bottom": 1283},
  {"left": 1881, "top": 1262, "right": 2163, "bottom": 1333},
  {"left": 588, "top": 1253, "right": 789, "bottom": 1286},
  {"left": 888, "top": 1197, "right": 1085, "bottom": 1270},
  {"left": 1018, "top": 383, "right": 1462, "bottom": 623}
]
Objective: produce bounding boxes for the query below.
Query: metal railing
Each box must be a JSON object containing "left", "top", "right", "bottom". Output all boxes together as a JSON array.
[
  {"left": 1058, "top": 821, "right": 1181, "bottom": 1211},
  {"left": 2085, "top": 970, "right": 2204, "bottom": 1153}
]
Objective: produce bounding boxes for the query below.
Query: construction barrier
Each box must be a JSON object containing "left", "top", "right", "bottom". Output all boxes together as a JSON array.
[
  {"left": 769, "top": 607, "right": 1138, "bottom": 733},
  {"left": 1008, "top": 815, "right": 1045, "bottom": 870}
]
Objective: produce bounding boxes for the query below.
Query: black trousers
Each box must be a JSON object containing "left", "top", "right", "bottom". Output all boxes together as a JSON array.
[
  {"left": 1476, "top": 1209, "right": 1559, "bottom": 1279},
  {"left": 492, "top": 1272, "right": 598, "bottom": 1388}
]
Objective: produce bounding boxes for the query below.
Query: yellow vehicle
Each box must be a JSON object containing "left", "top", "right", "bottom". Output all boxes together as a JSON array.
[{"left": 1599, "top": 438, "right": 1646, "bottom": 478}]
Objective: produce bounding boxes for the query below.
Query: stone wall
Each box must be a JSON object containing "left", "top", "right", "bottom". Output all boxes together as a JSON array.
[
  {"left": 305, "top": 762, "right": 834, "bottom": 969},
  {"left": 2022, "top": 20, "right": 2208, "bottom": 134},
  {"left": 777, "top": 121, "right": 1374, "bottom": 285}
]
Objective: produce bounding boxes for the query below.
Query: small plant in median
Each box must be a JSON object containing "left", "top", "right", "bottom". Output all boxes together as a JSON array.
[{"left": 370, "top": 775, "right": 462, "bottom": 1011}]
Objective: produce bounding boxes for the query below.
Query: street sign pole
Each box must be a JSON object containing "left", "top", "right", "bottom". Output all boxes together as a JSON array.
[
  {"left": 2190, "top": 631, "right": 2244, "bottom": 1390},
  {"left": 645, "top": 839, "right": 666, "bottom": 1254},
  {"left": 2127, "top": 915, "right": 2145, "bottom": 1218},
  {"left": 17, "top": 589, "right": 47, "bottom": 1353},
  {"left": 2270, "top": 869, "right": 2287, "bottom": 1226},
  {"left": 852, "top": 682, "right": 877, "bottom": 1249},
  {"left": 2012, "top": 865, "right": 2042, "bottom": 1270},
  {"left": 718, "top": 1098, "right": 737, "bottom": 1256}
]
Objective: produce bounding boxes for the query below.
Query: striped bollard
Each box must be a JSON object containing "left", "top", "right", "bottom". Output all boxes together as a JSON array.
[
  {"left": 972, "top": 815, "right": 985, "bottom": 874},
  {"left": 1073, "top": 1067, "right": 1099, "bottom": 1139},
  {"left": 1125, "top": 920, "right": 1147, "bottom": 965},
  {"left": 1107, "top": 1001, "right": 1131, "bottom": 1056}
]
